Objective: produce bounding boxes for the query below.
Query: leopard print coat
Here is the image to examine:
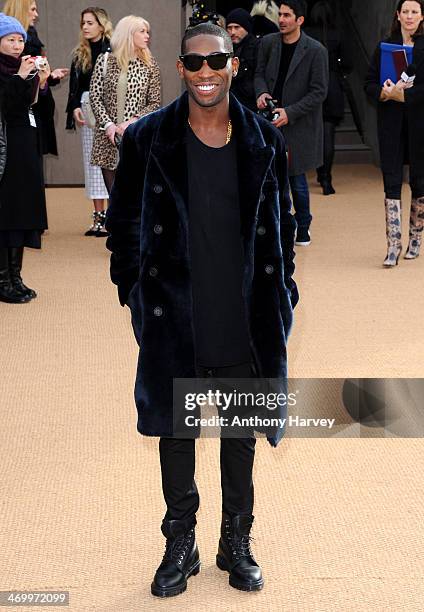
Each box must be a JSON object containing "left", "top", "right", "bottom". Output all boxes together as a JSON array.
[{"left": 89, "top": 53, "right": 161, "bottom": 170}]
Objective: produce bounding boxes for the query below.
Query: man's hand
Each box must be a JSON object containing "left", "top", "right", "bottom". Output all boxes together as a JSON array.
[
  {"left": 73, "top": 107, "right": 85, "bottom": 127},
  {"left": 51, "top": 67, "right": 70, "bottom": 80},
  {"left": 272, "top": 108, "right": 289, "bottom": 128},
  {"left": 17, "top": 55, "right": 36, "bottom": 80},
  {"left": 257, "top": 92, "right": 273, "bottom": 109}
]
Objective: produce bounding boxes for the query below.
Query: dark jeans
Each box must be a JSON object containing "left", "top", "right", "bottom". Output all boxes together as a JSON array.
[
  {"left": 288, "top": 173, "right": 312, "bottom": 230},
  {"left": 159, "top": 362, "right": 257, "bottom": 524},
  {"left": 317, "top": 120, "right": 336, "bottom": 181}
]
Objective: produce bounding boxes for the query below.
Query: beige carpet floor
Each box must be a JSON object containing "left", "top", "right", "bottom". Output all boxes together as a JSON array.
[{"left": 1, "top": 165, "right": 423, "bottom": 611}]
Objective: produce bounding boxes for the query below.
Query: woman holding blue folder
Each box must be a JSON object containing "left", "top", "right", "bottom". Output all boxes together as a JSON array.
[{"left": 365, "top": 0, "right": 424, "bottom": 266}]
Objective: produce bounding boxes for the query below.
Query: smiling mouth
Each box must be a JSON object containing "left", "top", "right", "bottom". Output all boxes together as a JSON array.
[{"left": 195, "top": 84, "right": 218, "bottom": 94}]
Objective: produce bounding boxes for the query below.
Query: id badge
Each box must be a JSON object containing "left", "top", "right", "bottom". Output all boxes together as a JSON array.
[{"left": 29, "top": 110, "right": 37, "bottom": 128}]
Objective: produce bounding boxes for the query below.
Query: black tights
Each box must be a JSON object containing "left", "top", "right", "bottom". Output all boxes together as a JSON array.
[{"left": 101, "top": 168, "right": 116, "bottom": 195}]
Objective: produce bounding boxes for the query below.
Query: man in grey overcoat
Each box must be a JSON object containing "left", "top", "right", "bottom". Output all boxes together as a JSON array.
[{"left": 255, "top": 0, "right": 329, "bottom": 245}]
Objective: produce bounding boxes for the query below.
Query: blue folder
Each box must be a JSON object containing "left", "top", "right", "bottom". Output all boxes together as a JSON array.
[{"left": 380, "top": 42, "right": 414, "bottom": 85}]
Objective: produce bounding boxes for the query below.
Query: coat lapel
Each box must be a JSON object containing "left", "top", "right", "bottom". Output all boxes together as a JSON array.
[
  {"left": 269, "top": 34, "right": 282, "bottom": 92},
  {"left": 150, "top": 94, "right": 189, "bottom": 227},
  {"left": 229, "top": 95, "right": 274, "bottom": 241},
  {"left": 285, "top": 31, "right": 308, "bottom": 84}
]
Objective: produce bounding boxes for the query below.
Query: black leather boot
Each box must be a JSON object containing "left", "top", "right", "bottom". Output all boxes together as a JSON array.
[
  {"left": 0, "top": 248, "right": 32, "bottom": 303},
  {"left": 8, "top": 247, "right": 37, "bottom": 298},
  {"left": 151, "top": 519, "right": 200, "bottom": 597},
  {"left": 318, "top": 173, "right": 336, "bottom": 196},
  {"left": 216, "top": 513, "right": 264, "bottom": 591}
]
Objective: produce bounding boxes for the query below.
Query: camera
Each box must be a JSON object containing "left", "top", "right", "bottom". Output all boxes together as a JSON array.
[
  {"left": 31, "top": 56, "right": 47, "bottom": 70},
  {"left": 258, "top": 98, "right": 280, "bottom": 122}
]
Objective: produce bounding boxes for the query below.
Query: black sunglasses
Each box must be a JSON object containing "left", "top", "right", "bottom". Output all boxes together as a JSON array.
[{"left": 179, "top": 52, "right": 234, "bottom": 72}]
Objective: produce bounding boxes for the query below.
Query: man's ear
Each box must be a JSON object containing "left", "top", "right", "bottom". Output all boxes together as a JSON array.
[
  {"left": 297, "top": 15, "right": 305, "bottom": 27},
  {"left": 176, "top": 59, "right": 184, "bottom": 80},
  {"left": 231, "top": 56, "right": 240, "bottom": 76}
]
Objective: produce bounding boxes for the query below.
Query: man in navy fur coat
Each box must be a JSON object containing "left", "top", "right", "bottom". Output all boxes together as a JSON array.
[{"left": 106, "top": 23, "right": 298, "bottom": 598}]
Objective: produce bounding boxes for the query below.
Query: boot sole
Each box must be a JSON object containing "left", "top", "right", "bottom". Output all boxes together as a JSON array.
[
  {"left": 150, "top": 560, "right": 200, "bottom": 597},
  {"left": 216, "top": 555, "right": 264, "bottom": 592},
  {"left": 0, "top": 296, "right": 32, "bottom": 304}
]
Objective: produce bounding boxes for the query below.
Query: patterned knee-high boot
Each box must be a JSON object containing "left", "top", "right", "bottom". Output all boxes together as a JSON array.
[
  {"left": 404, "top": 196, "right": 424, "bottom": 259},
  {"left": 383, "top": 198, "right": 402, "bottom": 267}
]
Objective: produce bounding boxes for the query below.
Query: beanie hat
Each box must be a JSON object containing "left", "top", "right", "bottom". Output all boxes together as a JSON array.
[
  {"left": 226, "top": 8, "right": 252, "bottom": 34},
  {"left": 0, "top": 13, "right": 27, "bottom": 42}
]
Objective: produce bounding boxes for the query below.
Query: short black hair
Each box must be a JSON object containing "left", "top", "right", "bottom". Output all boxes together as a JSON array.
[
  {"left": 181, "top": 23, "right": 233, "bottom": 55},
  {"left": 279, "top": 0, "right": 307, "bottom": 19}
]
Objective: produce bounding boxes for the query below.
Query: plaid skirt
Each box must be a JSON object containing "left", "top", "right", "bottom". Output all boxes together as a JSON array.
[{"left": 80, "top": 92, "right": 108, "bottom": 200}]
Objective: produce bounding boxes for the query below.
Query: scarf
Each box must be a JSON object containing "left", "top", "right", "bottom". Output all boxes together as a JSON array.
[
  {"left": 0, "top": 52, "right": 40, "bottom": 104},
  {"left": 0, "top": 51, "right": 21, "bottom": 76}
]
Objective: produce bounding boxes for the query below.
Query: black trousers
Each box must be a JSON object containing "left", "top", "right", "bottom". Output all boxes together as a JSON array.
[
  {"left": 159, "top": 362, "right": 257, "bottom": 524},
  {"left": 382, "top": 117, "right": 424, "bottom": 199}
]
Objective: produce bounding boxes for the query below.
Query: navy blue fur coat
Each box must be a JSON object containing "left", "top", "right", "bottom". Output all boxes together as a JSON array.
[{"left": 106, "top": 92, "right": 298, "bottom": 440}]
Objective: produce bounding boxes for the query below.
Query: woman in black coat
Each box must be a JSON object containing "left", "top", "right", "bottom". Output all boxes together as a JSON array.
[
  {"left": 306, "top": 0, "right": 352, "bottom": 195},
  {"left": 3, "top": 0, "right": 69, "bottom": 156},
  {"left": 365, "top": 0, "right": 424, "bottom": 266},
  {"left": 0, "top": 13, "right": 49, "bottom": 303}
]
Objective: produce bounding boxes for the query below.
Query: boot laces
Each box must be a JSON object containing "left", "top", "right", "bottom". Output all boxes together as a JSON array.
[
  {"left": 163, "top": 528, "right": 194, "bottom": 565},
  {"left": 225, "top": 522, "right": 254, "bottom": 559}
]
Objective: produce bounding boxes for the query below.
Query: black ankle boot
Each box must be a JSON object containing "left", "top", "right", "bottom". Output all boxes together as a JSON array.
[
  {"left": 8, "top": 247, "right": 37, "bottom": 298},
  {"left": 151, "top": 519, "right": 200, "bottom": 597},
  {"left": 318, "top": 174, "right": 335, "bottom": 195},
  {"left": 0, "top": 248, "right": 32, "bottom": 304},
  {"left": 216, "top": 513, "right": 264, "bottom": 591}
]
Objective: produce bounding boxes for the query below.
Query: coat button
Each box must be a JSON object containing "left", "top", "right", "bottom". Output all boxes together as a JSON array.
[
  {"left": 153, "top": 224, "right": 163, "bottom": 235},
  {"left": 257, "top": 225, "right": 266, "bottom": 236},
  {"left": 149, "top": 266, "right": 158, "bottom": 277},
  {"left": 153, "top": 306, "right": 163, "bottom": 317},
  {"left": 260, "top": 193, "right": 265, "bottom": 202},
  {"left": 153, "top": 184, "right": 163, "bottom": 194},
  {"left": 265, "top": 264, "right": 274, "bottom": 275}
]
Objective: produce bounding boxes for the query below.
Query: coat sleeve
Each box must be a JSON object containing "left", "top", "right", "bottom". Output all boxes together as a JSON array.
[
  {"left": 0, "top": 112, "right": 6, "bottom": 183},
  {"left": 254, "top": 37, "right": 271, "bottom": 100},
  {"left": 65, "top": 59, "right": 78, "bottom": 130},
  {"left": 89, "top": 53, "right": 113, "bottom": 128},
  {"left": 285, "top": 45, "right": 329, "bottom": 124},
  {"left": 273, "top": 129, "right": 299, "bottom": 309},
  {"left": 105, "top": 125, "right": 144, "bottom": 306},
  {"left": 404, "top": 56, "right": 424, "bottom": 106},
  {"left": 364, "top": 45, "right": 383, "bottom": 102},
  {"left": 140, "top": 59, "right": 161, "bottom": 117}
]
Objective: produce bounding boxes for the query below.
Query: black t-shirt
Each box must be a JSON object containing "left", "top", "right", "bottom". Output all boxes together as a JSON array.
[
  {"left": 273, "top": 40, "right": 299, "bottom": 103},
  {"left": 186, "top": 125, "right": 251, "bottom": 368}
]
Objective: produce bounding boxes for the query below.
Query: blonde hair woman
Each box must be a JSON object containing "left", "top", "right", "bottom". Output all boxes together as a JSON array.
[
  {"left": 66, "top": 7, "right": 112, "bottom": 236},
  {"left": 2, "top": 0, "right": 34, "bottom": 30},
  {"left": 89, "top": 15, "right": 161, "bottom": 193}
]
